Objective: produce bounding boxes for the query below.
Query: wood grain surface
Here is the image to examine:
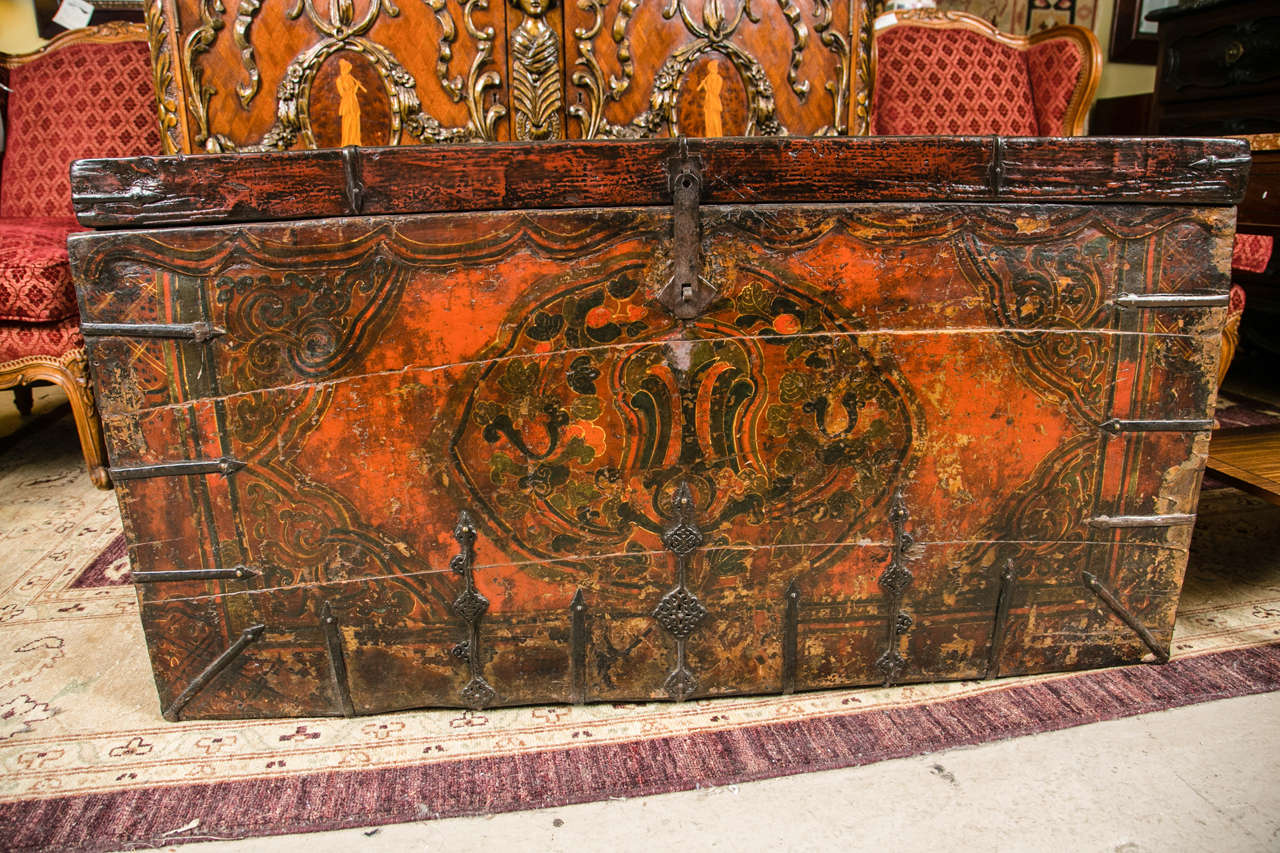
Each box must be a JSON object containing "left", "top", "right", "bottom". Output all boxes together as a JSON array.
[
  {"left": 1207, "top": 426, "right": 1280, "bottom": 506},
  {"left": 72, "top": 136, "right": 1251, "bottom": 228},
  {"left": 69, "top": 139, "right": 1238, "bottom": 718}
]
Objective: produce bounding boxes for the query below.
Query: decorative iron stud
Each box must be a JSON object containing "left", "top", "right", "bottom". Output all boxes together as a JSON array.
[
  {"left": 875, "top": 488, "right": 914, "bottom": 687},
  {"left": 653, "top": 482, "right": 708, "bottom": 700}
]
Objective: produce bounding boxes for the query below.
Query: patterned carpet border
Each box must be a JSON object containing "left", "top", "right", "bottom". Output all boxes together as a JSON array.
[{"left": 2, "top": 642, "right": 1277, "bottom": 852}]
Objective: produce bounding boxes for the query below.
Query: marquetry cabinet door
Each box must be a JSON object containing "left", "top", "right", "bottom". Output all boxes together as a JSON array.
[
  {"left": 146, "top": 0, "right": 513, "bottom": 153},
  {"left": 143, "top": 0, "right": 871, "bottom": 154},
  {"left": 559, "top": 0, "right": 868, "bottom": 139}
]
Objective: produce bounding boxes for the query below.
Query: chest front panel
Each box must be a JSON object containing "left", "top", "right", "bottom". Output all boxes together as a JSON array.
[{"left": 73, "top": 199, "right": 1231, "bottom": 718}]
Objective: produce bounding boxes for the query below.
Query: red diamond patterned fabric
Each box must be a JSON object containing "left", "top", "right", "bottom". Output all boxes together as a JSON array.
[
  {"left": 872, "top": 26, "right": 1038, "bottom": 136},
  {"left": 0, "top": 40, "right": 159, "bottom": 220},
  {"left": 1228, "top": 283, "right": 1246, "bottom": 317},
  {"left": 0, "top": 217, "right": 83, "bottom": 322},
  {"left": 0, "top": 316, "right": 83, "bottom": 362},
  {"left": 1026, "top": 38, "right": 1084, "bottom": 135},
  {"left": 1232, "top": 233, "right": 1273, "bottom": 275}
]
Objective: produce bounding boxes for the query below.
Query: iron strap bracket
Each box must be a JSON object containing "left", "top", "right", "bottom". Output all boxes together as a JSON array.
[
  {"left": 657, "top": 146, "right": 716, "bottom": 320},
  {"left": 109, "top": 456, "right": 245, "bottom": 481},
  {"left": 81, "top": 321, "right": 225, "bottom": 342},
  {"left": 132, "top": 565, "right": 260, "bottom": 583},
  {"left": 1115, "top": 292, "right": 1230, "bottom": 309},
  {"left": 1101, "top": 418, "right": 1215, "bottom": 434}
]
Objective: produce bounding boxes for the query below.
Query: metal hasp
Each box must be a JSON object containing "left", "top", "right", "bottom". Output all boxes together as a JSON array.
[
  {"left": 162, "top": 624, "right": 265, "bottom": 721},
  {"left": 653, "top": 481, "right": 709, "bottom": 700},
  {"left": 451, "top": 510, "right": 496, "bottom": 709},
  {"left": 1082, "top": 571, "right": 1170, "bottom": 663},
  {"left": 876, "top": 488, "right": 914, "bottom": 687},
  {"left": 657, "top": 142, "right": 715, "bottom": 319}
]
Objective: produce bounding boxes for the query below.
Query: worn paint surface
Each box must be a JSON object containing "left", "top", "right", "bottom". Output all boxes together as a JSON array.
[{"left": 69, "top": 140, "right": 1239, "bottom": 720}]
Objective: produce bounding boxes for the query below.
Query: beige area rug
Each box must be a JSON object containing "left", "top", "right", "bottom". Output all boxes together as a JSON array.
[{"left": 0, "top": 414, "right": 1278, "bottom": 850}]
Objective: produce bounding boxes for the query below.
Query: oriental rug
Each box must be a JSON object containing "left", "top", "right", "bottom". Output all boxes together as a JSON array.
[{"left": 1, "top": 414, "right": 1278, "bottom": 852}]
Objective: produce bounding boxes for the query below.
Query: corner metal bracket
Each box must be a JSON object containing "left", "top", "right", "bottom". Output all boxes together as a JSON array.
[
  {"left": 162, "top": 623, "right": 265, "bottom": 721},
  {"left": 1082, "top": 571, "right": 1170, "bottom": 663},
  {"left": 657, "top": 143, "right": 715, "bottom": 320}
]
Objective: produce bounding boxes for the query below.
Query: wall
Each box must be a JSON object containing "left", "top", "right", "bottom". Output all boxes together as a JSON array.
[
  {"left": 1093, "top": 0, "right": 1157, "bottom": 99},
  {"left": 0, "top": 0, "right": 43, "bottom": 55}
]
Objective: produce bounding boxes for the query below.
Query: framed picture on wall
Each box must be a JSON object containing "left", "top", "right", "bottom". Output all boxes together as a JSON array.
[
  {"left": 1109, "top": 0, "right": 1180, "bottom": 64},
  {"left": 36, "top": 0, "right": 142, "bottom": 39}
]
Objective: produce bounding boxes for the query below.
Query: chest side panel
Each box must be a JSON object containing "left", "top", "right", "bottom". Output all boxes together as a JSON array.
[{"left": 72, "top": 201, "right": 1233, "bottom": 717}]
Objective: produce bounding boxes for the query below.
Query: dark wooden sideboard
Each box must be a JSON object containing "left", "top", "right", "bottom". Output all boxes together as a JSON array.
[
  {"left": 1147, "top": 0, "right": 1280, "bottom": 136},
  {"left": 67, "top": 136, "right": 1247, "bottom": 719}
]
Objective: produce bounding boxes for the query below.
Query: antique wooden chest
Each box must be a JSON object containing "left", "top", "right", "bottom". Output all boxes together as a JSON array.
[{"left": 68, "top": 136, "right": 1249, "bottom": 720}]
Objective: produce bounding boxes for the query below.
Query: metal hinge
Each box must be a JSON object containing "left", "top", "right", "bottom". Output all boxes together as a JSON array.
[{"left": 657, "top": 145, "right": 716, "bottom": 320}]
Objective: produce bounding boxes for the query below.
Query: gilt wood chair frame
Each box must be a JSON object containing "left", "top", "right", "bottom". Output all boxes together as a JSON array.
[{"left": 0, "top": 21, "right": 152, "bottom": 489}]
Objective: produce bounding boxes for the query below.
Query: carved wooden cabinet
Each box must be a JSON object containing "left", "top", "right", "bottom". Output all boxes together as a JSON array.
[
  {"left": 143, "top": 0, "right": 869, "bottom": 154},
  {"left": 69, "top": 137, "right": 1246, "bottom": 720}
]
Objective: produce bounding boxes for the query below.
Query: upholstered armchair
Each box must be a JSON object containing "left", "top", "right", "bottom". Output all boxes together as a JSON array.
[
  {"left": 1219, "top": 234, "right": 1271, "bottom": 386},
  {"left": 0, "top": 23, "right": 160, "bottom": 488},
  {"left": 869, "top": 10, "right": 1101, "bottom": 137}
]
